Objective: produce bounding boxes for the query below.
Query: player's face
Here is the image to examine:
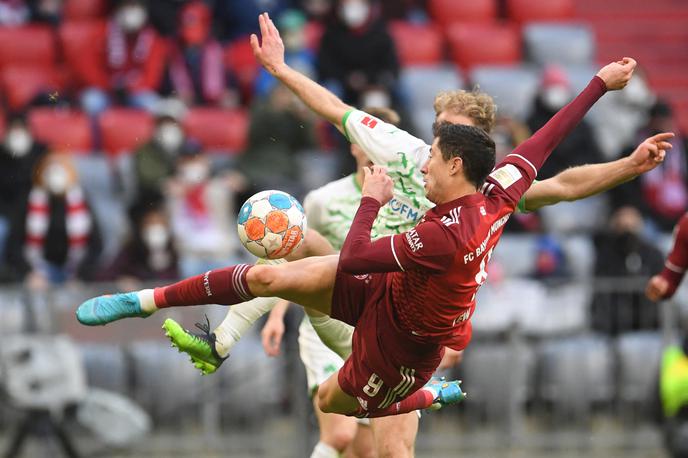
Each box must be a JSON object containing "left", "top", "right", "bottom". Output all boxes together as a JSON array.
[
  {"left": 436, "top": 111, "right": 475, "bottom": 127},
  {"left": 421, "top": 139, "right": 447, "bottom": 203}
]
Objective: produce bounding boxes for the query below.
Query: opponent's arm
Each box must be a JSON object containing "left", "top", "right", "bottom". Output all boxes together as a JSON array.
[
  {"left": 285, "top": 228, "right": 336, "bottom": 261},
  {"left": 646, "top": 214, "right": 688, "bottom": 301},
  {"left": 522, "top": 132, "right": 674, "bottom": 211},
  {"left": 261, "top": 299, "right": 290, "bottom": 356},
  {"left": 251, "top": 12, "right": 351, "bottom": 131}
]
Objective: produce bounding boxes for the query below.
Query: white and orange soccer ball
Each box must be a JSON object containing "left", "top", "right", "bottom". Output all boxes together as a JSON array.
[{"left": 237, "top": 190, "right": 307, "bottom": 259}]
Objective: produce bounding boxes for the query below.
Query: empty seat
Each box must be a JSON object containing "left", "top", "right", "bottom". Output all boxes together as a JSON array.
[
  {"left": 491, "top": 234, "right": 537, "bottom": 277},
  {"left": 63, "top": 0, "right": 107, "bottom": 21},
  {"left": 469, "top": 65, "right": 539, "bottom": 119},
  {"left": 183, "top": 108, "right": 248, "bottom": 154},
  {"left": 506, "top": 0, "right": 574, "bottom": 23},
  {"left": 389, "top": 21, "right": 444, "bottom": 66},
  {"left": 0, "top": 25, "right": 56, "bottom": 68},
  {"left": 616, "top": 331, "right": 663, "bottom": 407},
  {"left": 59, "top": 21, "right": 107, "bottom": 88},
  {"left": 78, "top": 343, "right": 128, "bottom": 394},
  {"left": 428, "top": 0, "right": 497, "bottom": 27},
  {"left": 524, "top": 22, "right": 595, "bottom": 66},
  {"left": 400, "top": 64, "right": 464, "bottom": 113},
  {"left": 0, "top": 65, "right": 62, "bottom": 110},
  {"left": 473, "top": 278, "right": 547, "bottom": 335},
  {"left": 447, "top": 22, "right": 522, "bottom": 70},
  {"left": 540, "top": 196, "right": 609, "bottom": 233},
  {"left": 560, "top": 235, "right": 595, "bottom": 278},
  {"left": 29, "top": 108, "right": 92, "bottom": 153},
  {"left": 99, "top": 109, "right": 154, "bottom": 156},
  {"left": 519, "top": 282, "right": 590, "bottom": 337}
]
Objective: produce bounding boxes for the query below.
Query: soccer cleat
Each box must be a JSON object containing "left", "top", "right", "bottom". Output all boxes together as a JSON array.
[
  {"left": 76, "top": 292, "right": 150, "bottom": 326},
  {"left": 162, "top": 316, "right": 227, "bottom": 375},
  {"left": 423, "top": 376, "right": 466, "bottom": 411}
]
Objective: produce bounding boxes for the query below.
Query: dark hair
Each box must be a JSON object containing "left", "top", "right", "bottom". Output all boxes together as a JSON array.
[{"left": 434, "top": 122, "right": 495, "bottom": 188}]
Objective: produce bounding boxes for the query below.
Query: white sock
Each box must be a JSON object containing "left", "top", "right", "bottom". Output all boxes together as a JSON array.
[
  {"left": 309, "top": 314, "right": 354, "bottom": 359},
  {"left": 138, "top": 289, "right": 157, "bottom": 314},
  {"left": 310, "top": 441, "right": 339, "bottom": 458},
  {"left": 213, "top": 296, "right": 279, "bottom": 357}
]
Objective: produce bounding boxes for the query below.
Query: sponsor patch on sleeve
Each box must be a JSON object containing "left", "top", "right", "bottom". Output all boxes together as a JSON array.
[{"left": 489, "top": 164, "right": 522, "bottom": 189}]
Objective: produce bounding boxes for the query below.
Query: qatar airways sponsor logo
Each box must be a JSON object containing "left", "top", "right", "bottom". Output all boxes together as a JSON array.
[
  {"left": 385, "top": 198, "right": 420, "bottom": 221},
  {"left": 463, "top": 214, "right": 510, "bottom": 264},
  {"left": 405, "top": 229, "right": 423, "bottom": 252},
  {"left": 453, "top": 309, "right": 471, "bottom": 326}
]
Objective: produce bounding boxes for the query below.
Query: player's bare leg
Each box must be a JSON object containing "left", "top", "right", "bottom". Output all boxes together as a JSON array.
[
  {"left": 371, "top": 414, "right": 418, "bottom": 458},
  {"left": 347, "top": 424, "right": 375, "bottom": 458},
  {"left": 311, "top": 397, "right": 358, "bottom": 458}
]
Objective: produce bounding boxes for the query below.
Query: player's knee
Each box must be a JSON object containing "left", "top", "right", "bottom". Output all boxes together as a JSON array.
[
  {"left": 316, "top": 387, "right": 335, "bottom": 413},
  {"left": 323, "top": 428, "right": 356, "bottom": 452}
]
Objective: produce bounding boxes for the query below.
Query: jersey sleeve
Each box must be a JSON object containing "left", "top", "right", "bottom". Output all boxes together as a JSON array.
[
  {"left": 482, "top": 77, "right": 607, "bottom": 206},
  {"left": 342, "top": 109, "right": 429, "bottom": 168},
  {"left": 659, "top": 214, "right": 688, "bottom": 298},
  {"left": 303, "top": 190, "right": 324, "bottom": 233},
  {"left": 392, "top": 220, "right": 459, "bottom": 273}
]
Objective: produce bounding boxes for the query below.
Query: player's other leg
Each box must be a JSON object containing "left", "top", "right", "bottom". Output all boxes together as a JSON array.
[
  {"left": 76, "top": 255, "right": 339, "bottom": 326},
  {"left": 371, "top": 413, "right": 419, "bottom": 458},
  {"left": 311, "top": 398, "right": 358, "bottom": 458},
  {"left": 348, "top": 422, "right": 375, "bottom": 458}
]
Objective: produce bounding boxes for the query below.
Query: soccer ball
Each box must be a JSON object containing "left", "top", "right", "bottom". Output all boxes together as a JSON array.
[{"left": 237, "top": 190, "right": 307, "bottom": 259}]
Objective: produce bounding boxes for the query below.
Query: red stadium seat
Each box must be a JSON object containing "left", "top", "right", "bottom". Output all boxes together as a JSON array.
[
  {"left": 0, "top": 66, "right": 63, "bottom": 111},
  {"left": 506, "top": 0, "right": 574, "bottom": 23},
  {"left": 59, "top": 21, "right": 106, "bottom": 88},
  {"left": 0, "top": 115, "right": 5, "bottom": 139},
  {"left": 99, "top": 109, "right": 154, "bottom": 156},
  {"left": 389, "top": 21, "right": 444, "bottom": 66},
  {"left": 183, "top": 108, "right": 248, "bottom": 154},
  {"left": 64, "top": 0, "right": 107, "bottom": 21},
  {"left": 428, "top": 0, "right": 497, "bottom": 27},
  {"left": 0, "top": 26, "right": 56, "bottom": 69},
  {"left": 29, "top": 108, "right": 92, "bottom": 153},
  {"left": 447, "top": 22, "right": 522, "bottom": 70},
  {"left": 225, "top": 38, "right": 260, "bottom": 99},
  {"left": 303, "top": 21, "right": 324, "bottom": 52}
]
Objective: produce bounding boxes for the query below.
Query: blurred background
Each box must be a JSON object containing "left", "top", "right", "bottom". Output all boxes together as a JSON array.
[{"left": 0, "top": 0, "right": 687, "bottom": 456}]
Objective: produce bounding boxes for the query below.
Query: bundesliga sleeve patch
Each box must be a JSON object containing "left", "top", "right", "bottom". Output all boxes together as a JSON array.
[{"left": 489, "top": 164, "right": 522, "bottom": 189}]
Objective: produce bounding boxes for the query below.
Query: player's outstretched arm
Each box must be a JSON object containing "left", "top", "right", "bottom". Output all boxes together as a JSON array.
[
  {"left": 251, "top": 12, "right": 352, "bottom": 130},
  {"left": 646, "top": 214, "right": 688, "bottom": 301},
  {"left": 522, "top": 132, "right": 674, "bottom": 211}
]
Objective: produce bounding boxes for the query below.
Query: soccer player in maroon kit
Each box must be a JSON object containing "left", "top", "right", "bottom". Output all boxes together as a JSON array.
[
  {"left": 647, "top": 213, "right": 688, "bottom": 301},
  {"left": 77, "top": 57, "right": 637, "bottom": 418}
]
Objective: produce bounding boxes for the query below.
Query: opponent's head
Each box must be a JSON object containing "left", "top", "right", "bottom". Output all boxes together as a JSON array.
[
  {"left": 433, "top": 89, "right": 496, "bottom": 134},
  {"left": 350, "top": 107, "right": 400, "bottom": 169},
  {"left": 421, "top": 123, "right": 495, "bottom": 204}
]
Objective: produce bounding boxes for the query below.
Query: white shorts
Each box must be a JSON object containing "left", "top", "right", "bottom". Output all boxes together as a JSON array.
[{"left": 298, "top": 317, "right": 344, "bottom": 394}]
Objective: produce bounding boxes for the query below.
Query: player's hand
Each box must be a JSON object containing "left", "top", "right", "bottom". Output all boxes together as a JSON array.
[
  {"left": 596, "top": 57, "right": 636, "bottom": 91},
  {"left": 250, "top": 12, "right": 285, "bottom": 76},
  {"left": 646, "top": 275, "right": 670, "bottom": 302},
  {"left": 261, "top": 316, "right": 285, "bottom": 357},
  {"left": 629, "top": 132, "right": 674, "bottom": 174},
  {"left": 438, "top": 348, "right": 464, "bottom": 370},
  {"left": 361, "top": 165, "right": 393, "bottom": 205}
]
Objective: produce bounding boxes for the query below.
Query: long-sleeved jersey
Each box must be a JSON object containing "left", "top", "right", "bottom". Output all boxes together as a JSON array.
[{"left": 659, "top": 213, "right": 688, "bottom": 298}]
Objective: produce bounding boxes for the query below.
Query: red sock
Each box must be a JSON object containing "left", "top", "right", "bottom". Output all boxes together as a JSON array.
[
  {"left": 153, "top": 264, "right": 254, "bottom": 308},
  {"left": 364, "top": 389, "right": 435, "bottom": 418}
]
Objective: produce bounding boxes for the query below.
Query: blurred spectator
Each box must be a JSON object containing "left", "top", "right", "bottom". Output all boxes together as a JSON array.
[
  {"left": 255, "top": 9, "right": 316, "bottom": 98},
  {"left": 3, "top": 152, "right": 101, "bottom": 286},
  {"left": 79, "top": 0, "right": 167, "bottom": 115},
  {"left": 378, "top": 0, "right": 425, "bottom": 19},
  {"left": 590, "top": 206, "right": 664, "bottom": 335},
  {"left": 526, "top": 65, "right": 604, "bottom": 180},
  {"left": 162, "top": 1, "right": 238, "bottom": 107},
  {"left": 0, "top": 115, "right": 47, "bottom": 264},
  {"left": 213, "top": 0, "right": 291, "bottom": 41},
  {"left": 298, "top": 0, "right": 332, "bottom": 20},
  {"left": 530, "top": 235, "right": 570, "bottom": 283},
  {"left": 133, "top": 107, "right": 187, "bottom": 206},
  {"left": 239, "top": 83, "right": 317, "bottom": 198},
  {"left": 167, "top": 144, "right": 246, "bottom": 277},
  {"left": 146, "top": 0, "right": 186, "bottom": 36},
  {"left": 317, "top": 0, "right": 400, "bottom": 107},
  {"left": 612, "top": 100, "right": 688, "bottom": 231},
  {"left": 99, "top": 202, "right": 179, "bottom": 288},
  {"left": 0, "top": 0, "right": 30, "bottom": 25},
  {"left": 30, "top": 0, "right": 62, "bottom": 25}
]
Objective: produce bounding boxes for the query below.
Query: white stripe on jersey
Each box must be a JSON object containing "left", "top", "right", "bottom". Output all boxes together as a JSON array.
[
  {"left": 666, "top": 260, "right": 686, "bottom": 274},
  {"left": 390, "top": 235, "right": 405, "bottom": 271},
  {"left": 505, "top": 153, "right": 538, "bottom": 176}
]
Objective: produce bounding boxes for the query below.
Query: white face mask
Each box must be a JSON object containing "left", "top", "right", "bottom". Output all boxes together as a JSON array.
[
  {"left": 156, "top": 123, "right": 184, "bottom": 153},
  {"left": 542, "top": 85, "right": 571, "bottom": 111},
  {"left": 143, "top": 223, "right": 169, "bottom": 249},
  {"left": 117, "top": 5, "right": 147, "bottom": 33},
  {"left": 44, "top": 164, "right": 70, "bottom": 194},
  {"left": 5, "top": 128, "right": 32, "bottom": 157},
  {"left": 340, "top": 0, "right": 370, "bottom": 28},
  {"left": 180, "top": 161, "right": 209, "bottom": 185},
  {"left": 361, "top": 89, "right": 391, "bottom": 109}
]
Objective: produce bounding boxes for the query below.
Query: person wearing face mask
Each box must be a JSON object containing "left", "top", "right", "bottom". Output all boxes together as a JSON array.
[
  {"left": 133, "top": 112, "right": 187, "bottom": 205},
  {"left": 0, "top": 115, "right": 47, "bottom": 266},
  {"left": 78, "top": 0, "right": 167, "bottom": 115},
  {"left": 526, "top": 65, "right": 605, "bottom": 181},
  {"left": 166, "top": 144, "right": 247, "bottom": 278},
  {"left": 99, "top": 203, "right": 179, "bottom": 286},
  {"left": 1, "top": 153, "right": 102, "bottom": 285},
  {"left": 590, "top": 205, "right": 664, "bottom": 335},
  {"left": 162, "top": 1, "right": 237, "bottom": 107}
]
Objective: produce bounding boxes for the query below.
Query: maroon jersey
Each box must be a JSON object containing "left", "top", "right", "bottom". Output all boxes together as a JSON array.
[
  {"left": 659, "top": 213, "right": 688, "bottom": 298},
  {"left": 338, "top": 76, "right": 608, "bottom": 351}
]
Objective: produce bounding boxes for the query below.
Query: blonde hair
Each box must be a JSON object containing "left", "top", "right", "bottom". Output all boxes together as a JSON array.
[
  {"left": 361, "top": 106, "right": 401, "bottom": 127},
  {"left": 433, "top": 89, "right": 496, "bottom": 133}
]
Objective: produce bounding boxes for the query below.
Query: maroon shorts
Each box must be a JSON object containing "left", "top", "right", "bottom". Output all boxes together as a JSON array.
[{"left": 330, "top": 270, "right": 444, "bottom": 414}]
